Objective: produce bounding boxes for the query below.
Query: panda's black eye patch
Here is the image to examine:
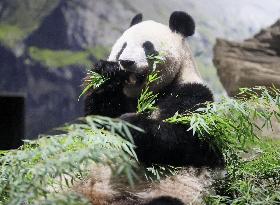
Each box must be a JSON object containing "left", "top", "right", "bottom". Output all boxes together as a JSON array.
[
  {"left": 116, "top": 42, "right": 127, "bottom": 60},
  {"left": 142, "top": 41, "right": 158, "bottom": 57}
]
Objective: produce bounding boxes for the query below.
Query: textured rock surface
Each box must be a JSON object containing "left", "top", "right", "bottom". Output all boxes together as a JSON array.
[
  {"left": 22, "top": 0, "right": 280, "bottom": 54},
  {"left": 213, "top": 20, "right": 280, "bottom": 96},
  {"left": 0, "top": 45, "right": 85, "bottom": 138},
  {"left": 25, "top": 0, "right": 134, "bottom": 50}
]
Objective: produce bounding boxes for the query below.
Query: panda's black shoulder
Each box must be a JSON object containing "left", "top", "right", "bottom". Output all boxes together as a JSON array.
[
  {"left": 177, "top": 83, "right": 214, "bottom": 102},
  {"left": 158, "top": 82, "right": 213, "bottom": 115}
]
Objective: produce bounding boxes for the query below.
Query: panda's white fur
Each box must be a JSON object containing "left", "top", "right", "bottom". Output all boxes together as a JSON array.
[{"left": 108, "top": 20, "right": 203, "bottom": 98}]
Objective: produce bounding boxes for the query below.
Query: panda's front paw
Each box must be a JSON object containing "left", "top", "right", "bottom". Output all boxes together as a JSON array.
[{"left": 93, "top": 60, "right": 120, "bottom": 77}]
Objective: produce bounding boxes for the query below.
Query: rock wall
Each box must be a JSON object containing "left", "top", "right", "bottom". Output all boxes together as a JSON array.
[{"left": 213, "top": 20, "right": 280, "bottom": 96}]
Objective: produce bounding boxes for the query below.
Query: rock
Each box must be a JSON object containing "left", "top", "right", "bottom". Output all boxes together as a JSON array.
[
  {"left": 213, "top": 20, "right": 280, "bottom": 96},
  {"left": 25, "top": 0, "right": 138, "bottom": 50}
]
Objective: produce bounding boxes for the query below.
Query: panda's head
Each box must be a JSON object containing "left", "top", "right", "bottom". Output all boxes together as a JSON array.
[{"left": 108, "top": 11, "right": 202, "bottom": 97}]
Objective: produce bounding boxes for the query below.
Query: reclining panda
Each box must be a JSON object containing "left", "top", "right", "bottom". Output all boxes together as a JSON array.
[{"left": 83, "top": 11, "right": 223, "bottom": 204}]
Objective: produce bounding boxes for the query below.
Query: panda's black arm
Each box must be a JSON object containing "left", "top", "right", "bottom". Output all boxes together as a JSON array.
[
  {"left": 120, "top": 83, "right": 224, "bottom": 167},
  {"left": 85, "top": 60, "right": 130, "bottom": 117}
]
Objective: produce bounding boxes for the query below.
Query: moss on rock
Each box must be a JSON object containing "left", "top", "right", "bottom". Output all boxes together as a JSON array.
[
  {"left": 0, "top": 24, "right": 24, "bottom": 48},
  {"left": 28, "top": 46, "right": 109, "bottom": 68}
]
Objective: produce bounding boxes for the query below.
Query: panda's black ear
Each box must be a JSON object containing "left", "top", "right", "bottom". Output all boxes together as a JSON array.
[
  {"left": 130, "top": 13, "right": 143, "bottom": 27},
  {"left": 169, "top": 11, "right": 195, "bottom": 37}
]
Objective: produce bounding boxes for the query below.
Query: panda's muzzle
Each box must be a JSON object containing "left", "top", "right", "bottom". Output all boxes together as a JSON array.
[
  {"left": 124, "top": 72, "right": 147, "bottom": 86},
  {"left": 119, "top": 60, "right": 148, "bottom": 86},
  {"left": 119, "top": 60, "right": 135, "bottom": 69}
]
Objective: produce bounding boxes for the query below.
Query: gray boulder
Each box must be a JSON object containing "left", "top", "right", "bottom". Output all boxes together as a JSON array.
[{"left": 213, "top": 20, "right": 280, "bottom": 96}]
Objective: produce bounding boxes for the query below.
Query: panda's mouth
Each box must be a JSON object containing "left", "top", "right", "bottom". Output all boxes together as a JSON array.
[{"left": 124, "top": 73, "right": 147, "bottom": 87}]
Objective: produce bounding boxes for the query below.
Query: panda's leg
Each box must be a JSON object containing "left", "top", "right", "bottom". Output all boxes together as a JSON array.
[{"left": 143, "top": 196, "right": 185, "bottom": 205}]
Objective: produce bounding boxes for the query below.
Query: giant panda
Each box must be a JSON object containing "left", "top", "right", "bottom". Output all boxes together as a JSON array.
[{"left": 80, "top": 11, "right": 224, "bottom": 205}]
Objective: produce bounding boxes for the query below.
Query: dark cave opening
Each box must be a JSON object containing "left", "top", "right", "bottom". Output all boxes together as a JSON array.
[{"left": 0, "top": 95, "right": 25, "bottom": 150}]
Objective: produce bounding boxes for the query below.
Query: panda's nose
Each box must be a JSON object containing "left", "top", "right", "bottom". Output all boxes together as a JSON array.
[{"left": 119, "top": 60, "right": 135, "bottom": 69}]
